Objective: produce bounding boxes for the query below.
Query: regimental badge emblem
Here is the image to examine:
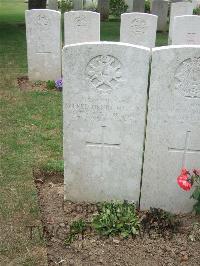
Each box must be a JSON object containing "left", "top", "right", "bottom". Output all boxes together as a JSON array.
[
  {"left": 86, "top": 55, "right": 122, "bottom": 93},
  {"left": 174, "top": 57, "right": 200, "bottom": 98}
]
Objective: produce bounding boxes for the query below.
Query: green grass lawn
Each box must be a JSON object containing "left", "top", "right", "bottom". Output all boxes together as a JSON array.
[{"left": 0, "top": 1, "right": 168, "bottom": 264}]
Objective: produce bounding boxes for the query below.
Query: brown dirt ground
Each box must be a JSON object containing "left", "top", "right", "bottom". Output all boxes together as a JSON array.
[
  {"left": 17, "top": 76, "right": 48, "bottom": 91},
  {"left": 33, "top": 170, "right": 200, "bottom": 266}
]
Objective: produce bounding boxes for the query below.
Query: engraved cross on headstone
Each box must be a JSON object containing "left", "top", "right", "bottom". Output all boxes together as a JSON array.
[
  {"left": 86, "top": 126, "right": 120, "bottom": 179},
  {"left": 168, "top": 130, "right": 200, "bottom": 167}
]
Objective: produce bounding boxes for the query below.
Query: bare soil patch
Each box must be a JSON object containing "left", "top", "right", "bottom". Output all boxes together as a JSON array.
[
  {"left": 17, "top": 76, "right": 61, "bottom": 92},
  {"left": 34, "top": 170, "right": 200, "bottom": 266},
  {"left": 17, "top": 76, "right": 47, "bottom": 91}
]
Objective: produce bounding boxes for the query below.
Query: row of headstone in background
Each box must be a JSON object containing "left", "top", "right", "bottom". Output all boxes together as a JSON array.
[
  {"left": 63, "top": 43, "right": 200, "bottom": 214},
  {"left": 26, "top": 9, "right": 200, "bottom": 81},
  {"left": 168, "top": 1, "right": 193, "bottom": 44},
  {"left": 64, "top": 11, "right": 158, "bottom": 48},
  {"left": 26, "top": 9, "right": 159, "bottom": 81}
]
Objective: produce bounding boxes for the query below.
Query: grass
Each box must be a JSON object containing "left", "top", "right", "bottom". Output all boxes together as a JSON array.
[{"left": 0, "top": 1, "right": 168, "bottom": 264}]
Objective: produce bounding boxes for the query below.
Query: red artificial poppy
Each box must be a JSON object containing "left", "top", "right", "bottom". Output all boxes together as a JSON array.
[
  {"left": 177, "top": 174, "right": 192, "bottom": 191},
  {"left": 181, "top": 168, "right": 189, "bottom": 176}
]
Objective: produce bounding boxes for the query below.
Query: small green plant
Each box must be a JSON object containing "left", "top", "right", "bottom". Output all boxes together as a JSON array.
[
  {"left": 58, "top": 0, "right": 73, "bottom": 13},
  {"left": 92, "top": 201, "right": 140, "bottom": 238},
  {"left": 65, "top": 219, "right": 87, "bottom": 245},
  {"left": 110, "top": 0, "right": 128, "bottom": 17},
  {"left": 46, "top": 80, "right": 55, "bottom": 90},
  {"left": 193, "top": 6, "right": 200, "bottom": 15},
  {"left": 145, "top": 0, "right": 151, "bottom": 13}
]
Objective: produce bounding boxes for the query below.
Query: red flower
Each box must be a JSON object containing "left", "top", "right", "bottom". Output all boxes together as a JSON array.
[
  {"left": 177, "top": 171, "right": 192, "bottom": 191},
  {"left": 181, "top": 168, "right": 189, "bottom": 176}
]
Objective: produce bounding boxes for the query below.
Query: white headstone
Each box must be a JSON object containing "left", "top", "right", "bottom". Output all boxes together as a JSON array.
[
  {"left": 63, "top": 42, "right": 151, "bottom": 202},
  {"left": 172, "top": 15, "right": 200, "bottom": 45},
  {"left": 133, "top": 0, "right": 145, "bottom": 12},
  {"left": 64, "top": 11, "right": 100, "bottom": 45},
  {"left": 25, "top": 9, "right": 61, "bottom": 81},
  {"left": 151, "top": 0, "right": 169, "bottom": 31},
  {"left": 73, "top": 0, "right": 83, "bottom": 10},
  {"left": 120, "top": 13, "right": 158, "bottom": 48},
  {"left": 141, "top": 45, "right": 200, "bottom": 214},
  {"left": 48, "top": 0, "right": 58, "bottom": 10},
  {"left": 168, "top": 2, "right": 193, "bottom": 44}
]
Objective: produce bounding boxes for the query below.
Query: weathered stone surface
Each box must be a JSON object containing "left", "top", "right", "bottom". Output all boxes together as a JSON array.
[
  {"left": 133, "top": 0, "right": 145, "bottom": 12},
  {"left": 172, "top": 15, "right": 200, "bottom": 45},
  {"left": 120, "top": 13, "right": 158, "bottom": 48},
  {"left": 151, "top": 0, "right": 169, "bottom": 31},
  {"left": 141, "top": 45, "right": 200, "bottom": 214},
  {"left": 25, "top": 9, "right": 61, "bottom": 81},
  {"left": 48, "top": 0, "right": 58, "bottom": 10},
  {"left": 73, "top": 0, "right": 83, "bottom": 10},
  {"left": 63, "top": 42, "right": 150, "bottom": 203},
  {"left": 64, "top": 11, "right": 100, "bottom": 45},
  {"left": 168, "top": 2, "right": 193, "bottom": 44}
]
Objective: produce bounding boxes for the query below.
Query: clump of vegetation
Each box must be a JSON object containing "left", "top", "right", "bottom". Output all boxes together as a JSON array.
[
  {"left": 110, "top": 0, "right": 128, "bottom": 17},
  {"left": 46, "top": 80, "right": 55, "bottom": 90},
  {"left": 65, "top": 219, "right": 87, "bottom": 245},
  {"left": 193, "top": 6, "right": 200, "bottom": 15},
  {"left": 64, "top": 201, "right": 140, "bottom": 245},
  {"left": 58, "top": 0, "right": 73, "bottom": 13},
  {"left": 145, "top": 0, "right": 151, "bottom": 13},
  {"left": 92, "top": 201, "right": 140, "bottom": 238},
  {"left": 140, "top": 208, "right": 180, "bottom": 237}
]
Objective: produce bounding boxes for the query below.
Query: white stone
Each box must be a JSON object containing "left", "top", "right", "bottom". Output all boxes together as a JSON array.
[
  {"left": 168, "top": 2, "right": 193, "bottom": 44},
  {"left": 73, "top": 0, "right": 83, "bottom": 10},
  {"left": 25, "top": 9, "right": 61, "bottom": 81},
  {"left": 64, "top": 11, "right": 100, "bottom": 45},
  {"left": 172, "top": 15, "right": 200, "bottom": 45},
  {"left": 140, "top": 45, "right": 200, "bottom": 214},
  {"left": 63, "top": 42, "right": 151, "bottom": 203},
  {"left": 120, "top": 13, "right": 158, "bottom": 48},
  {"left": 48, "top": 0, "right": 58, "bottom": 10},
  {"left": 151, "top": 0, "right": 169, "bottom": 31}
]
